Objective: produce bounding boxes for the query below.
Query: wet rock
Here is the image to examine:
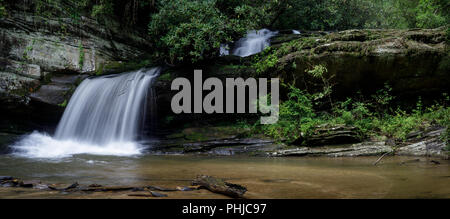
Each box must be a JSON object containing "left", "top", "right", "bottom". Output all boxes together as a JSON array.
[
  {"left": 81, "top": 185, "right": 135, "bottom": 192},
  {"left": 183, "top": 138, "right": 274, "bottom": 153},
  {"left": 0, "top": 176, "right": 13, "bottom": 181},
  {"left": 271, "top": 142, "right": 393, "bottom": 157},
  {"left": 192, "top": 175, "right": 247, "bottom": 199},
  {"left": 128, "top": 193, "right": 153, "bottom": 198},
  {"left": 147, "top": 186, "right": 177, "bottom": 192},
  {"left": 64, "top": 182, "right": 79, "bottom": 190},
  {"left": 131, "top": 187, "right": 146, "bottom": 192},
  {"left": 176, "top": 185, "right": 201, "bottom": 191},
  {"left": 34, "top": 184, "right": 50, "bottom": 190},
  {"left": 176, "top": 186, "right": 194, "bottom": 191},
  {"left": 400, "top": 159, "right": 421, "bottom": 165},
  {"left": 396, "top": 127, "right": 448, "bottom": 158},
  {"left": 430, "top": 160, "right": 441, "bottom": 165},
  {"left": 0, "top": 6, "right": 152, "bottom": 108},
  {"left": 0, "top": 178, "right": 21, "bottom": 187},
  {"left": 152, "top": 126, "right": 277, "bottom": 155},
  {"left": 20, "top": 180, "right": 41, "bottom": 188},
  {"left": 1, "top": 182, "right": 16, "bottom": 187},
  {"left": 30, "top": 84, "right": 71, "bottom": 106},
  {"left": 149, "top": 191, "right": 168, "bottom": 197},
  {"left": 296, "top": 125, "right": 361, "bottom": 146}
]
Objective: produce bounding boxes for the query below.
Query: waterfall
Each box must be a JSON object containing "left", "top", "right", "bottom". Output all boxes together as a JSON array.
[
  {"left": 231, "top": 29, "right": 278, "bottom": 57},
  {"left": 55, "top": 68, "right": 159, "bottom": 144},
  {"left": 12, "top": 68, "right": 160, "bottom": 158}
]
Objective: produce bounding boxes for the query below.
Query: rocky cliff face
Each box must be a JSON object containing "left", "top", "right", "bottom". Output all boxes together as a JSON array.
[
  {"left": 0, "top": 6, "right": 151, "bottom": 107},
  {"left": 270, "top": 27, "right": 449, "bottom": 99},
  {"left": 0, "top": 5, "right": 152, "bottom": 132}
]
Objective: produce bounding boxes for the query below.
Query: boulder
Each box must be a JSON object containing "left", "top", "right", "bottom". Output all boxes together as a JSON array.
[
  {"left": 273, "top": 27, "right": 449, "bottom": 98},
  {"left": 295, "top": 125, "right": 361, "bottom": 146},
  {"left": 396, "top": 127, "right": 448, "bottom": 157}
]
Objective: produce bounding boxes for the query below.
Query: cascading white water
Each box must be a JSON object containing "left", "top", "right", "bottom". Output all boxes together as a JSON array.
[
  {"left": 55, "top": 68, "right": 159, "bottom": 144},
  {"left": 231, "top": 29, "right": 278, "bottom": 57},
  {"left": 13, "top": 68, "right": 160, "bottom": 158}
]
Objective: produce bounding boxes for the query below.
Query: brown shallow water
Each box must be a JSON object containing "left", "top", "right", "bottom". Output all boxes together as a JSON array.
[{"left": 0, "top": 154, "right": 449, "bottom": 199}]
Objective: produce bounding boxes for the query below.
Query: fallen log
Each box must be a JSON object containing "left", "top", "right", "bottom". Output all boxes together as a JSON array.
[
  {"left": 373, "top": 152, "right": 390, "bottom": 166},
  {"left": 192, "top": 175, "right": 247, "bottom": 198}
]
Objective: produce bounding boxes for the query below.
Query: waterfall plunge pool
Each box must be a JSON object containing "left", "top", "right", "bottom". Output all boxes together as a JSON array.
[{"left": 0, "top": 154, "right": 448, "bottom": 198}]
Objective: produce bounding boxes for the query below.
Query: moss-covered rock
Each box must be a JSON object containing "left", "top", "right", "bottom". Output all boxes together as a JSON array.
[
  {"left": 258, "top": 27, "right": 449, "bottom": 98},
  {"left": 0, "top": 7, "right": 153, "bottom": 107}
]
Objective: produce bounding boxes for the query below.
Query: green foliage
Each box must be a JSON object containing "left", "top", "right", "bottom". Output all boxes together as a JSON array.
[
  {"left": 255, "top": 65, "right": 449, "bottom": 145},
  {"left": 145, "top": 0, "right": 447, "bottom": 63},
  {"left": 365, "top": 0, "right": 449, "bottom": 29},
  {"left": 158, "top": 72, "right": 172, "bottom": 81},
  {"left": 260, "top": 84, "right": 317, "bottom": 143},
  {"left": 306, "top": 64, "right": 334, "bottom": 107},
  {"left": 90, "top": 0, "right": 114, "bottom": 19},
  {"left": 253, "top": 38, "right": 317, "bottom": 74},
  {"left": 253, "top": 47, "right": 279, "bottom": 74},
  {"left": 78, "top": 42, "right": 85, "bottom": 70},
  {"left": 148, "top": 0, "right": 257, "bottom": 64},
  {"left": 0, "top": 0, "right": 6, "bottom": 18},
  {"left": 7, "top": 0, "right": 446, "bottom": 64},
  {"left": 31, "top": 0, "right": 152, "bottom": 26},
  {"left": 415, "top": 0, "right": 449, "bottom": 28},
  {"left": 22, "top": 39, "right": 37, "bottom": 61},
  {"left": 58, "top": 99, "right": 68, "bottom": 108}
]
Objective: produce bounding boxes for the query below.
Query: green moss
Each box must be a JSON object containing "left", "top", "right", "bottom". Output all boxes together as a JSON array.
[
  {"left": 78, "top": 42, "right": 85, "bottom": 70},
  {"left": 22, "top": 40, "right": 36, "bottom": 60},
  {"left": 158, "top": 72, "right": 172, "bottom": 81},
  {"left": 58, "top": 99, "right": 68, "bottom": 108},
  {"left": 252, "top": 37, "right": 321, "bottom": 75},
  {"left": 10, "top": 88, "right": 29, "bottom": 97},
  {"left": 184, "top": 132, "right": 208, "bottom": 141},
  {"left": 166, "top": 132, "right": 185, "bottom": 139}
]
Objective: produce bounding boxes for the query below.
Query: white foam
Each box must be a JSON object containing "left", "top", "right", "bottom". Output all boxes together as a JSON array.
[
  {"left": 232, "top": 29, "right": 278, "bottom": 57},
  {"left": 12, "top": 132, "right": 143, "bottom": 159}
]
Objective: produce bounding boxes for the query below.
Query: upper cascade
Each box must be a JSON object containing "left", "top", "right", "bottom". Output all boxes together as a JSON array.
[{"left": 220, "top": 29, "right": 279, "bottom": 57}]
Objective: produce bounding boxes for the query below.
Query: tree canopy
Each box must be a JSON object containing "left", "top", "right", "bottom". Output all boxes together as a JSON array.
[{"left": 1, "top": 0, "right": 448, "bottom": 63}]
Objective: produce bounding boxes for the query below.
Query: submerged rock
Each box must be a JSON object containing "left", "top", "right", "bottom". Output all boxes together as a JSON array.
[
  {"left": 192, "top": 175, "right": 247, "bottom": 199},
  {"left": 149, "top": 191, "right": 168, "bottom": 197},
  {"left": 0, "top": 176, "right": 13, "bottom": 181},
  {"left": 20, "top": 180, "right": 41, "bottom": 188}
]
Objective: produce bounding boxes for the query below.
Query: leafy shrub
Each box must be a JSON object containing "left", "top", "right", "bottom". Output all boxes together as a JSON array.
[
  {"left": 148, "top": 0, "right": 256, "bottom": 64},
  {"left": 255, "top": 65, "right": 450, "bottom": 145},
  {"left": 0, "top": 0, "right": 6, "bottom": 18}
]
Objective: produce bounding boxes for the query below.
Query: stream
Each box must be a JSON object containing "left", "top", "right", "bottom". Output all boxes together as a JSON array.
[{"left": 0, "top": 154, "right": 448, "bottom": 198}]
